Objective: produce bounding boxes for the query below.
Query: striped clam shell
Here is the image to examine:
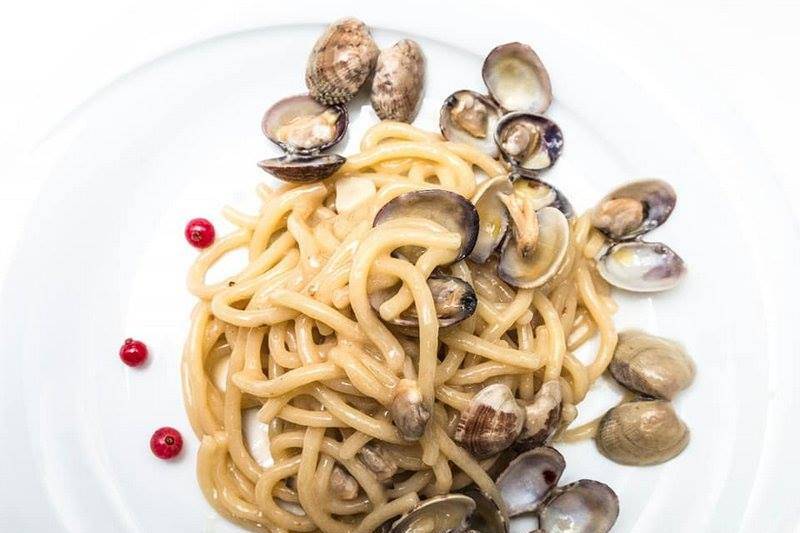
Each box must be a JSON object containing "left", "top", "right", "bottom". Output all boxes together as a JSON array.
[
  {"left": 454, "top": 383, "right": 525, "bottom": 459},
  {"left": 305, "top": 18, "right": 379, "bottom": 105}
]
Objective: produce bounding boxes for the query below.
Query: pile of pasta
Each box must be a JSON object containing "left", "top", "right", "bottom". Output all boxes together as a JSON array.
[{"left": 182, "top": 122, "right": 617, "bottom": 532}]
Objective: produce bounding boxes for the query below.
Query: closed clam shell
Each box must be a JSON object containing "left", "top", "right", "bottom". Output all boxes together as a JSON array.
[
  {"left": 610, "top": 330, "right": 695, "bottom": 400},
  {"left": 306, "top": 18, "right": 379, "bottom": 104},
  {"left": 371, "top": 39, "right": 425, "bottom": 122},
  {"left": 454, "top": 383, "right": 525, "bottom": 459},
  {"left": 596, "top": 399, "right": 690, "bottom": 466}
]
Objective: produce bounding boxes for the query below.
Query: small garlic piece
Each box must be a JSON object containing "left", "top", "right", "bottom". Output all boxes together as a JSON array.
[{"left": 335, "top": 176, "right": 376, "bottom": 214}]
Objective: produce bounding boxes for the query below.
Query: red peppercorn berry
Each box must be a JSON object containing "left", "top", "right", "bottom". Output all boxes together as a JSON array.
[
  {"left": 119, "top": 338, "right": 148, "bottom": 367},
  {"left": 184, "top": 217, "right": 215, "bottom": 249},
  {"left": 150, "top": 427, "right": 183, "bottom": 460}
]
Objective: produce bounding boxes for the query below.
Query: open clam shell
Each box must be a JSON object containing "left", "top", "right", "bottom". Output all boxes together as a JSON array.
[
  {"left": 498, "top": 206, "right": 570, "bottom": 289},
  {"left": 495, "top": 446, "right": 565, "bottom": 517},
  {"left": 440, "top": 90, "right": 502, "bottom": 158},
  {"left": 537, "top": 480, "right": 620, "bottom": 533},
  {"left": 462, "top": 489, "right": 509, "bottom": 533},
  {"left": 592, "top": 179, "right": 676, "bottom": 241},
  {"left": 597, "top": 241, "right": 686, "bottom": 292},
  {"left": 373, "top": 189, "right": 479, "bottom": 263},
  {"left": 261, "top": 94, "right": 347, "bottom": 154},
  {"left": 509, "top": 176, "right": 574, "bottom": 219},
  {"left": 470, "top": 176, "right": 513, "bottom": 263},
  {"left": 482, "top": 42, "right": 552, "bottom": 113},
  {"left": 305, "top": 18, "right": 379, "bottom": 105},
  {"left": 388, "top": 494, "right": 475, "bottom": 533},
  {"left": 495, "top": 113, "right": 563, "bottom": 174},
  {"left": 257, "top": 153, "right": 345, "bottom": 183}
]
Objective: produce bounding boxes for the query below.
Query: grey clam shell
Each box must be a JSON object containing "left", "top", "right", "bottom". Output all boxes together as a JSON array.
[
  {"left": 596, "top": 399, "right": 690, "bottom": 466},
  {"left": 610, "top": 330, "right": 695, "bottom": 400},
  {"left": 482, "top": 42, "right": 552, "bottom": 113},
  {"left": 257, "top": 153, "right": 345, "bottom": 183},
  {"left": 371, "top": 39, "right": 425, "bottom": 122}
]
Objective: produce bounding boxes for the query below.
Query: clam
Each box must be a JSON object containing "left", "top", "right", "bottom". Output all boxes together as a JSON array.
[
  {"left": 462, "top": 489, "right": 509, "bottom": 533},
  {"left": 357, "top": 442, "right": 398, "bottom": 481},
  {"left": 592, "top": 179, "right": 676, "bottom": 241},
  {"left": 495, "top": 113, "right": 563, "bottom": 173},
  {"left": 305, "top": 18, "right": 380, "bottom": 105},
  {"left": 371, "top": 39, "right": 425, "bottom": 122},
  {"left": 516, "top": 380, "right": 562, "bottom": 450},
  {"left": 454, "top": 383, "right": 525, "bottom": 459},
  {"left": 261, "top": 95, "right": 347, "bottom": 154},
  {"left": 498, "top": 206, "right": 570, "bottom": 289},
  {"left": 482, "top": 42, "right": 552, "bottom": 113},
  {"left": 610, "top": 330, "right": 695, "bottom": 400},
  {"left": 369, "top": 275, "right": 478, "bottom": 329},
  {"left": 509, "top": 176, "right": 574, "bottom": 219},
  {"left": 257, "top": 153, "right": 346, "bottom": 183},
  {"left": 373, "top": 189, "right": 479, "bottom": 263},
  {"left": 440, "top": 90, "right": 502, "bottom": 158},
  {"left": 597, "top": 241, "right": 686, "bottom": 292},
  {"left": 329, "top": 464, "right": 359, "bottom": 500},
  {"left": 388, "top": 494, "right": 475, "bottom": 533},
  {"left": 596, "top": 399, "right": 690, "bottom": 465},
  {"left": 389, "top": 379, "right": 431, "bottom": 441},
  {"left": 470, "top": 176, "right": 513, "bottom": 263},
  {"left": 537, "top": 480, "right": 619, "bottom": 533},
  {"left": 496, "top": 446, "right": 565, "bottom": 516}
]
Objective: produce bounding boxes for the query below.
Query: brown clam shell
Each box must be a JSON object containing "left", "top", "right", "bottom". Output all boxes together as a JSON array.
[
  {"left": 596, "top": 399, "right": 690, "bottom": 466},
  {"left": 454, "top": 383, "right": 525, "bottom": 459},
  {"left": 305, "top": 18, "right": 379, "bottom": 105},
  {"left": 371, "top": 39, "right": 425, "bottom": 122}
]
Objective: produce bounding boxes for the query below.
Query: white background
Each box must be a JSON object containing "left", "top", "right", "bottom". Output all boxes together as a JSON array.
[
  {"left": 1, "top": 0, "right": 800, "bottom": 284},
  {"left": 1, "top": 1, "right": 799, "bottom": 531}
]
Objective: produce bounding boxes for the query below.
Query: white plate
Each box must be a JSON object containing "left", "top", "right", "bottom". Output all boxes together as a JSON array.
[{"left": 2, "top": 14, "right": 799, "bottom": 533}]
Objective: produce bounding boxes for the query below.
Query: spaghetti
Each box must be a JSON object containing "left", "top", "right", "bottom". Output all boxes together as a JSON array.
[{"left": 182, "top": 121, "right": 618, "bottom": 532}]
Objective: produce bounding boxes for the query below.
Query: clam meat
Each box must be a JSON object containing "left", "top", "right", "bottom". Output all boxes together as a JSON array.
[
  {"left": 371, "top": 39, "right": 425, "bottom": 122},
  {"left": 306, "top": 18, "right": 379, "bottom": 104},
  {"left": 596, "top": 399, "right": 690, "bottom": 465},
  {"left": 592, "top": 179, "right": 676, "bottom": 241},
  {"left": 370, "top": 275, "right": 477, "bottom": 329},
  {"left": 610, "top": 330, "right": 695, "bottom": 400},
  {"left": 389, "top": 379, "right": 431, "bottom": 441},
  {"left": 496, "top": 446, "right": 565, "bottom": 516},
  {"left": 454, "top": 383, "right": 525, "bottom": 459},
  {"left": 470, "top": 176, "right": 513, "bottom": 263},
  {"left": 597, "top": 241, "right": 686, "bottom": 292},
  {"left": 495, "top": 113, "right": 563, "bottom": 173},
  {"left": 516, "top": 380, "right": 562, "bottom": 450},
  {"left": 373, "top": 189, "right": 479, "bottom": 263},
  {"left": 440, "top": 90, "right": 502, "bottom": 157},
  {"left": 262, "top": 95, "right": 347, "bottom": 154},
  {"left": 537, "top": 480, "right": 619, "bottom": 533},
  {"left": 498, "top": 206, "right": 570, "bottom": 289},
  {"left": 482, "top": 42, "right": 552, "bottom": 113}
]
